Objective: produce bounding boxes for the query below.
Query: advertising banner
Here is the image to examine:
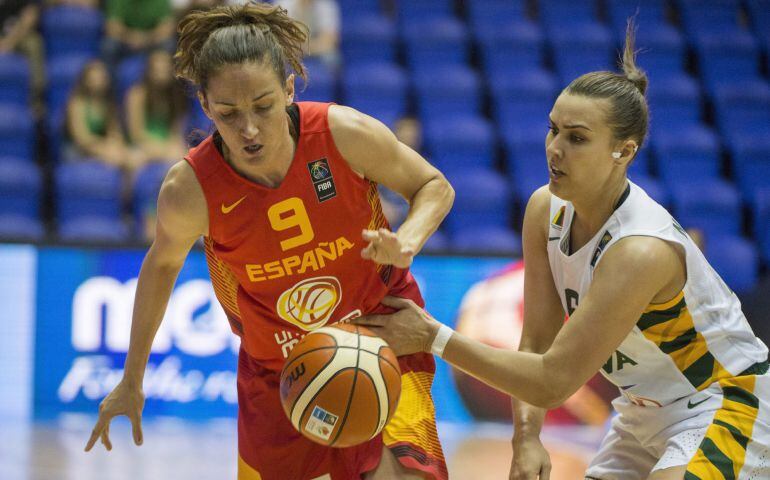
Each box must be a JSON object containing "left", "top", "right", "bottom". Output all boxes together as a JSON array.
[{"left": 31, "top": 246, "right": 509, "bottom": 421}]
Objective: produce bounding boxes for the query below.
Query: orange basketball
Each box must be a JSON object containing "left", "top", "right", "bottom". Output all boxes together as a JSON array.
[{"left": 279, "top": 323, "right": 402, "bottom": 448}]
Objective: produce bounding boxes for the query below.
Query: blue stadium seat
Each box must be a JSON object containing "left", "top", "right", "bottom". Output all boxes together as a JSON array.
[
  {"left": 414, "top": 65, "right": 482, "bottom": 120},
  {"left": 628, "top": 173, "right": 670, "bottom": 207},
  {"left": 677, "top": 0, "right": 741, "bottom": 36},
  {"left": 647, "top": 74, "right": 702, "bottom": 133},
  {"left": 451, "top": 226, "right": 522, "bottom": 255},
  {"left": 705, "top": 235, "right": 759, "bottom": 293},
  {"left": 0, "top": 214, "right": 45, "bottom": 240},
  {"left": 549, "top": 22, "right": 614, "bottom": 84},
  {"left": 671, "top": 179, "right": 742, "bottom": 237},
  {"left": 398, "top": 0, "right": 454, "bottom": 28},
  {"left": 0, "top": 105, "right": 35, "bottom": 161},
  {"left": 694, "top": 31, "right": 761, "bottom": 92},
  {"left": 342, "top": 62, "right": 408, "bottom": 121},
  {"left": 653, "top": 125, "right": 721, "bottom": 186},
  {"left": 476, "top": 21, "right": 544, "bottom": 76},
  {"left": 0, "top": 158, "right": 42, "bottom": 220},
  {"left": 751, "top": 188, "right": 770, "bottom": 262},
  {"left": 341, "top": 15, "right": 396, "bottom": 64},
  {"left": 55, "top": 161, "right": 123, "bottom": 224},
  {"left": 728, "top": 136, "right": 770, "bottom": 201},
  {"left": 541, "top": 0, "right": 597, "bottom": 27},
  {"left": 713, "top": 81, "right": 770, "bottom": 139},
  {"left": 444, "top": 168, "right": 513, "bottom": 234},
  {"left": 490, "top": 68, "right": 558, "bottom": 130},
  {"left": 502, "top": 126, "right": 548, "bottom": 205},
  {"left": 746, "top": 0, "right": 770, "bottom": 42},
  {"left": 403, "top": 17, "right": 469, "bottom": 74},
  {"left": 58, "top": 217, "right": 130, "bottom": 243},
  {"left": 466, "top": 0, "right": 526, "bottom": 30},
  {"left": 0, "top": 54, "right": 30, "bottom": 106},
  {"left": 425, "top": 116, "right": 496, "bottom": 171},
  {"left": 632, "top": 24, "right": 686, "bottom": 78},
  {"left": 41, "top": 5, "right": 103, "bottom": 59},
  {"left": 338, "top": 0, "right": 382, "bottom": 21},
  {"left": 296, "top": 58, "right": 336, "bottom": 102},
  {"left": 132, "top": 162, "right": 171, "bottom": 224},
  {"left": 606, "top": 0, "right": 668, "bottom": 32}
]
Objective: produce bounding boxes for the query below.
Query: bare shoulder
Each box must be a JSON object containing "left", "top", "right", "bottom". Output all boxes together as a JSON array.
[
  {"left": 158, "top": 160, "right": 208, "bottom": 237},
  {"left": 328, "top": 105, "right": 392, "bottom": 151},
  {"left": 599, "top": 235, "right": 682, "bottom": 279},
  {"left": 522, "top": 186, "right": 553, "bottom": 238}
]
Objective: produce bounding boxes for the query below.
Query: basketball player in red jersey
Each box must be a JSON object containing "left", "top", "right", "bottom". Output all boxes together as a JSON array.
[{"left": 84, "top": 4, "right": 453, "bottom": 479}]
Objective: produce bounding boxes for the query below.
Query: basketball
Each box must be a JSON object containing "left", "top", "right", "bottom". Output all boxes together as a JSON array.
[{"left": 279, "top": 323, "right": 402, "bottom": 448}]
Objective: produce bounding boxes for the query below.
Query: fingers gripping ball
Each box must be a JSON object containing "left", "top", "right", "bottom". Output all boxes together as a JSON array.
[{"left": 279, "top": 324, "right": 402, "bottom": 447}]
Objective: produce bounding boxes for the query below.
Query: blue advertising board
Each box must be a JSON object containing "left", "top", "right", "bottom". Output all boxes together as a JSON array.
[{"left": 26, "top": 246, "right": 510, "bottom": 421}]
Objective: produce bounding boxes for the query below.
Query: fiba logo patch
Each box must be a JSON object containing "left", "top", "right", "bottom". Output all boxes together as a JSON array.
[
  {"left": 307, "top": 158, "right": 337, "bottom": 202},
  {"left": 277, "top": 276, "right": 342, "bottom": 331}
]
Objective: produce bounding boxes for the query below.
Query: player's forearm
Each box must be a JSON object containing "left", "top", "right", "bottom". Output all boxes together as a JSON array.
[
  {"left": 442, "top": 333, "right": 563, "bottom": 409},
  {"left": 122, "top": 251, "right": 184, "bottom": 387},
  {"left": 396, "top": 175, "right": 454, "bottom": 253},
  {"left": 512, "top": 336, "right": 553, "bottom": 437}
]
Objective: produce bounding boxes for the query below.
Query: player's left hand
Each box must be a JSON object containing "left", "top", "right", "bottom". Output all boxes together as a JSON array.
[
  {"left": 361, "top": 229, "right": 415, "bottom": 268},
  {"left": 353, "top": 296, "right": 440, "bottom": 356}
]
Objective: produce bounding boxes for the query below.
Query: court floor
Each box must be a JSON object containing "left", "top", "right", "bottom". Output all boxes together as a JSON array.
[{"left": 0, "top": 415, "right": 604, "bottom": 479}]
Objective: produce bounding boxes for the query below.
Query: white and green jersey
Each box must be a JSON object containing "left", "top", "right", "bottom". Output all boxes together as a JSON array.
[{"left": 547, "top": 181, "right": 768, "bottom": 407}]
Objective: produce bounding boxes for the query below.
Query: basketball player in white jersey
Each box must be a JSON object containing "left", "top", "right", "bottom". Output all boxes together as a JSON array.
[{"left": 355, "top": 21, "right": 770, "bottom": 480}]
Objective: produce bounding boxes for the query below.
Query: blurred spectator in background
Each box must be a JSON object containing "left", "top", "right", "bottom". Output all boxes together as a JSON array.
[
  {"left": 0, "top": 0, "right": 44, "bottom": 107},
  {"left": 172, "top": 0, "right": 223, "bottom": 16},
  {"left": 125, "top": 50, "right": 188, "bottom": 162},
  {"left": 379, "top": 116, "right": 422, "bottom": 227},
  {"left": 274, "top": 0, "right": 340, "bottom": 68},
  {"left": 103, "top": 0, "right": 175, "bottom": 72},
  {"left": 66, "top": 60, "right": 145, "bottom": 169},
  {"left": 45, "top": 0, "right": 98, "bottom": 6},
  {"left": 453, "top": 262, "right": 616, "bottom": 426}
]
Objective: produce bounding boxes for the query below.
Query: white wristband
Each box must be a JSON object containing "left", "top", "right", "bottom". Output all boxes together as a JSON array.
[{"left": 430, "top": 324, "right": 454, "bottom": 358}]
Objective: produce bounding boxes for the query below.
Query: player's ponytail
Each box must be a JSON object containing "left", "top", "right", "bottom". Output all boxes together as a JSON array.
[
  {"left": 564, "top": 18, "right": 649, "bottom": 148},
  {"left": 175, "top": 2, "right": 308, "bottom": 91}
]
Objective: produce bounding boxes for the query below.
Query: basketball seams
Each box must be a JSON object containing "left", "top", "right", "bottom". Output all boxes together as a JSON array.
[
  {"left": 297, "top": 366, "right": 357, "bottom": 439},
  {"left": 329, "top": 327, "right": 362, "bottom": 446},
  {"left": 282, "top": 346, "right": 337, "bottom": 416},
  {"left": 356, "top": 369, "right": 383, "bottom": 441}
]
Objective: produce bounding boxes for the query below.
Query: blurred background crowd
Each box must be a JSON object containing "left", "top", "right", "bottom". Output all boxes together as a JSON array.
[{"left": 0, "top": 0, "right": 769, "bottom": 302}]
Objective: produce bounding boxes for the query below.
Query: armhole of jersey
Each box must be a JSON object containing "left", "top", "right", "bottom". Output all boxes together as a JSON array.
[
  {"left": 183, "top": 156, "right": 215, "bottom": 239},
  {"left": 323, "top": 105, "right": 370, "bottom": 186}
]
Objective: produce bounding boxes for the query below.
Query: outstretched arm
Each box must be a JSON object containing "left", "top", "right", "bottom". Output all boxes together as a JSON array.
[
  {"left": 329, "top": 106, "right": 454, "bottom": 267},
  {"left": 356, "top": 234, "right": 684, "bottom": 409}
]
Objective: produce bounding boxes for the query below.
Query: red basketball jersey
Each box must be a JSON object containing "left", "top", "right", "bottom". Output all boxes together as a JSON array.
[{"left": 185, "top": 102, "right": 424, "bottom": 371}]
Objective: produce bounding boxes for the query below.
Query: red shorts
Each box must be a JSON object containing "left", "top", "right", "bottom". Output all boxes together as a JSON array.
[{"left": 237, "top": 348, "right": 447, "bottom": 480}]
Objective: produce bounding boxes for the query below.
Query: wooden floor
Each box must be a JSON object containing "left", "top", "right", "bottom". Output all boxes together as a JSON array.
[{"left": 0, "top": 415, "right": 604, "bottom": 479}]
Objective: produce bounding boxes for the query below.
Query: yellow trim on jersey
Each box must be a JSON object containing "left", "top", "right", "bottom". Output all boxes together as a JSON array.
[
  {"left": 686, "top": 375, "right": 759, "bottom": 479},
  {"left": 638, "top": 291, "right": 731, "bottom": 390},
  {"left": 238, "top": 455, "right": 263, "bottom": 480},
  {"left": 383, "top": 371, "right": 445, "bottom": 461}
]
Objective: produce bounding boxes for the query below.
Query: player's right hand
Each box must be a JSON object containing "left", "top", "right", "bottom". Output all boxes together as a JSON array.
[
  {"left": 84, "top": 379, "right": 145, "bottom": 452},
  {"left": 509, "top": 434, "right": 551, "bottom": 480}
]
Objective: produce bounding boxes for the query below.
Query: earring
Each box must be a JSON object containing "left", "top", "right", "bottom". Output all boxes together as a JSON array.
[{"left": 612, "top": 152, "right": 622, "bottom": 159}]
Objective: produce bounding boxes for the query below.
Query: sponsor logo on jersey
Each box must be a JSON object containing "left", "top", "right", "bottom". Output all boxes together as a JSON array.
[
  {"left": 590, "top": 231, "right": 613, "bottom": 267},
  {"left": 221, "top": 195, "right": 247, "bottom": 214},
  {"left": 277, "top": 276, "right": 342, "bottom": 331},
  {"left": 687, "top": 396, "right": 709, "bottom": 409},
  {"left": 307, "top": 158, "right": 337, "bottom": 202}
]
